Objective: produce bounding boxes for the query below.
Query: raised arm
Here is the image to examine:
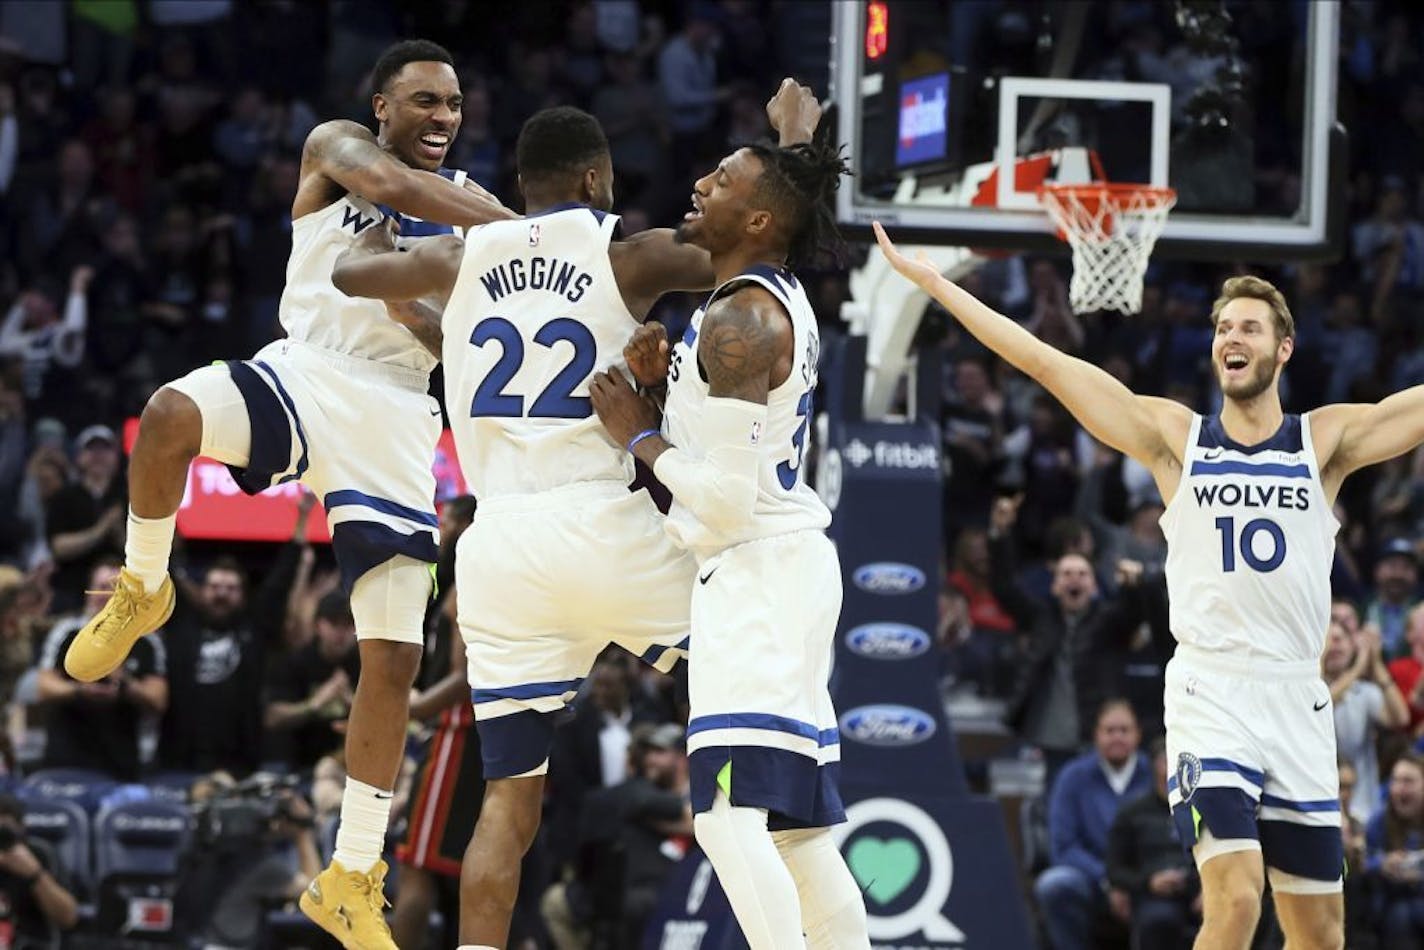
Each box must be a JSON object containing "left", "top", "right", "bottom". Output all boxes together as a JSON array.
[
  {"left": 609, "top": 228, "right": 716, "bottom": 320},
  {"left": 298, "top": 120, "right": 515, "bottom": 227},
  {"left": 873, "top": 223, "right": 1188, "bottom": 486},
  {"left": 1312, "top": 387, "right": 1424, "bottom": 499}
]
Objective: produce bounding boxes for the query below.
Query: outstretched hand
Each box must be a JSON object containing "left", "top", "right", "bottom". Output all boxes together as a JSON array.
[
  {"left": 873, "top": 221, "right": 944, "bottom": 294},
  {"left": 589, "top": 368, "right": 661, "bottom": 449},
  {"left": 625, "top": 323, "right": 671, "bottom": 387}
]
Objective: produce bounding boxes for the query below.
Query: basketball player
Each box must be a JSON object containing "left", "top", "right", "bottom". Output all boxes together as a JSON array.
[
  {"left": 62, "top": 40, "right": 513, "bottom": 949},
  {"left": 872, "top": 225, "right": 1418, "bottom": 949},
  {"left": 587, "top": 137, "right": 869, "bottom": 948},
  {"left": 328, "top": 81, "right": 824, "bottom": 949}
]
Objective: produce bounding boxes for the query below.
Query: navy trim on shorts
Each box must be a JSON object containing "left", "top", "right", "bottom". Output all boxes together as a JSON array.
[
  {"left": 252, "top": 360, "right": 309, "bottom": 481},
  {"left": 638, "top": 636, "right": 690, "bottom": 668},
  {"left": 1171, "top": 786, "right": 1260, "bottom": 854},
  {"left": 324, "top": 490, "right": 440, "bottom": 528},
  {"left": 689, "top": 745, "right": 845, "bottom": 827},
  {"left": 471, "top": 678, "right": 583, "bottom": 705},
  {"left": 1259, "top": 819, "right": 1344, "bottom": 881},
  {"left": 688, "top": 712, "right": 821, "bottom": 742},
  {"left": 328, "top": 520, "right": 437, "bottom": 593},
  {"left": 223, "top": 360, "right": 303, "bottom": 494},
  {"left": 476, "top": 708, "right": 556, "bottom": 779}
]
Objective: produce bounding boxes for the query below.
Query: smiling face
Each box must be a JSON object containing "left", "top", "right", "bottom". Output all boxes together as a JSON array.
[
  {"left": 676, "top": 148, "right": 772, "bottom": 257},
  {"left": 373, "top": 60, "right": 463, "bottom": 171},
  {"left": 1211, "top": 297, "right": 1292, "bottom": 402}
]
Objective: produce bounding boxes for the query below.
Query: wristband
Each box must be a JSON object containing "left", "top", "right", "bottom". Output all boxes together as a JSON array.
[{"left": 626, "top": 429, "right": 661, "bottom": 454}]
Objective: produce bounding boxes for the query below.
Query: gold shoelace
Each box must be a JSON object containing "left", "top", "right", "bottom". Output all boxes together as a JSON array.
[{"left": 83, "top": 585, "right": 137, "bottom": 645}]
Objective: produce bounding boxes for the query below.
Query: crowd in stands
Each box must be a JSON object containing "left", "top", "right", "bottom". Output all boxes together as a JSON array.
[{"left": 3, "top": 0, "right": 1424, "bottom": 947}]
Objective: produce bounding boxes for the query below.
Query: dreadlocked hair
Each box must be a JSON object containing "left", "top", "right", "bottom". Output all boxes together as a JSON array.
[{"left": 745, "top": 130, "right": 851, "bottom": 269}]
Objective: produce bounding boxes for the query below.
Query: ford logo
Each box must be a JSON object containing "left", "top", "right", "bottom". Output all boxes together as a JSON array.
[
  {"left": 852, "top": 562, "right": 926, "bottom": 594},
  {"left": 839, "top": 705, "right": 937, "bottom": 747},
  {"left": 845, "top": 623, "right": 932, "bottom": 659}
]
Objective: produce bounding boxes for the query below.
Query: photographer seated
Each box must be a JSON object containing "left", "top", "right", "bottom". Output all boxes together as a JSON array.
[
  {"left": 0, "top": 793, "right": 80, "bottom": 946},
  {"left": 183, "top": 772, "right": 323, "bottom": 948}
]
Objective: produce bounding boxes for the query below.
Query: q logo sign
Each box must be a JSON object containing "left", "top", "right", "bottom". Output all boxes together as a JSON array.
[{"left": 832, "top": 798, "right": 965, "bottom": 943}]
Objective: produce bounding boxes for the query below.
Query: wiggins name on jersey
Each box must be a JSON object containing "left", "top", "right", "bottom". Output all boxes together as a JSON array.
[
  {"left": 441, "top": 203, "right": 637, "bottom": 500},
  {"left": 1160, "top": 413, "right": 1339, "bottom": 664},
  {"left": 661, "top": 265, "right": 831, "bottom": 559}
]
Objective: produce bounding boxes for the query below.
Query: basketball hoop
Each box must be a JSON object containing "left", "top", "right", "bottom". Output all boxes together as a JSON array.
[{"left": 1038, "top": 183, "right": 1177, "bottom": 315}]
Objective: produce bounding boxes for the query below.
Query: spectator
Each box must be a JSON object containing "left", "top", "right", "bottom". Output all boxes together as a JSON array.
[
  {"left": 1365, "top": 753, "right": 1424, "bottom": 948},
  {"left": 994, "top": 498, "right": 1140, "bottom": 768},
  {"left": 944, "top": 523, "right": 1016, "bottom": 696},
  {"left": 657, "top": 8, "right": 725, "bottom": 168},
  {"left": 1324, "top": 619, "right": 1409, "bottom": 824},
  {"left": 1106, "top": 737, "right": 1199, "bottom": 950},
  {"left": 264, "top": 592, "right": 359, "bottom": 774},
  {"left": 1339, "top": 760, "right": 1375, "bottom": 950},
  {"left": 1368, "top": 538, "right": 1422, "bottom": 659},
  {"left": 1390, "top": 603, "right": 1424, "bottom": 738},
  {"left": 1353, "top": 174, "right": 1424, "bottom": 294},
  {"left": 44, "top": 423, "right": 125, "bottom": 613},
  {"left": 941, "top": 355, "right": 1005, "bottom": 536},
  {"left": 547, "top": 654, "right": 658, "bottom": 873},
  {"left": 1323, "top": 286, "right": 1379, "bottom": 405},
  {"left": 157, "top": 496, "right": 312, "bottom": 777},
  {"left": 0, "top": 792, "right": 80, "bottom": 943},
  {"left": 543, "top": 722, "right": 692, "bottom": 949},
  {"left": 592, "top": 52, "right": 669, "bottom": 207},
  {"left": 1034, "top": 700, "right": 1150, "bottom": 950},
  {"left": 0, "top": 267, "right": 90, "bottom": 425},
  {"left": 35, "top": 557, "right": 168, "bottom": 781}
]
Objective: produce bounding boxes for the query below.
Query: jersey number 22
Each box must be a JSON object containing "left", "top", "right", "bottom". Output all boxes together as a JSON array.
[{"left": 469, "top": 317, "right": 595, "bottom": 419}]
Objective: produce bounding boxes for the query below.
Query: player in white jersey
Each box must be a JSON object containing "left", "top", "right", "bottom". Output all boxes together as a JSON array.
[
  {"left": 588, "top": 136, "right": 869, "bottom": 949},
  {"left": 61, "top": 41, "right": 513, "bottom": 949},
  {"left": 872, "top": 227, "right": 1424, "bottom": 948},
  {"left": 328, "top": 85, "right": 824, "bottom": 948}
]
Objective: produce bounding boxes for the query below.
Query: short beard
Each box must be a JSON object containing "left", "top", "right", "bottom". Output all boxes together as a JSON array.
[{"left": 1221, "top": 362, "right": 1275, "bottom": 402}]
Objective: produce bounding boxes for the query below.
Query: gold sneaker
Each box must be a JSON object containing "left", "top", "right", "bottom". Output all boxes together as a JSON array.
[
  {"left": 298, "top": 859, "right": 397, "bottom": 950},
  {"left": 63, "top": 568, "right": 175, "bottom": 683}
]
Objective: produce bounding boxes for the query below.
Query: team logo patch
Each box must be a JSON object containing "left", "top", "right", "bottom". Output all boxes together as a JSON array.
[
  {"left": 1176, "top": 752, "right": 1203, "bottom": 802},
  {"left": 528, "top": 223, "right": 541, "bottom": 247}
]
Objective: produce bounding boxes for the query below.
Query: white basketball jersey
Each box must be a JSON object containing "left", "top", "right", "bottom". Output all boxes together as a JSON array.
[
  {"left": 442, "top": 204, "right": 636, "bottom": 499},
  {"left": 279, "top": 169, "right": 468, "bottom": 373},
  {"left": 1160, "top": 413, "right": 1339, "bottom": 663},
  {"left": 662, "top": 265, "right": 831, "bottom": 558}
]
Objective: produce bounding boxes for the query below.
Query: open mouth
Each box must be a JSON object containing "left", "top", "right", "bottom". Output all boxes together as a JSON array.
[
  {"left": 683, "top": 194, "right": 705, "bottom": 222},
  {"left": 416, "top": 130, "right": 450, "bottom": 161},
  {"left": 1223, "top": 352, "right": 1249, "bottom": 374}
]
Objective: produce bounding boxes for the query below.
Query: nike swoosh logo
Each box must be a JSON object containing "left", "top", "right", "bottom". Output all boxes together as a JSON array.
[
  {"left": 1203, "top": 449, "right": 1224, "bottom": 460},
  {"left": 1313, "top": 700, "right": 1329, "bottom": 711},
  {"left": 698, "top": 568, "right": 718, "bottom": 585},
  {"left": 429, "top": 407, "right": 442, "bottom": 417}
]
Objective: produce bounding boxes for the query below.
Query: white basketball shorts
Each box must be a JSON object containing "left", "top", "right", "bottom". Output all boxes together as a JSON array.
[
  {"left": 458, "top": 481, "right": 695, "bottom": 779},
  {"left": 1165, "top": 644, "right": 1343, "bottom": 886},
  {"left": 686, "top": 529, "right": 846, "bottom": 829}
]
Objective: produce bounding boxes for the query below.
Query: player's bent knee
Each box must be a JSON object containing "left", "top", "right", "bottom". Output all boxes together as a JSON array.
[
  {"left": 142, "top": 386, "right": 203, "bottom": 457},
  {"left": 355, "top": 639, "right": 422, "bottom": 691},
  {"left": 481, "top": 777, "right": 544, "bottom": 850}
]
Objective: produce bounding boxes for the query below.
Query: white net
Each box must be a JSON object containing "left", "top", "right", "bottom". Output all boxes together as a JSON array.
[{"left": 1039, "top": 184, "right": 1177, "bottom": 315}]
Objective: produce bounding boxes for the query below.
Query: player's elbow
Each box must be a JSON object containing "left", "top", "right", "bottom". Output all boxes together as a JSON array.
[{"left": 697, "top": 478, "right": 758, "bottom": 535}]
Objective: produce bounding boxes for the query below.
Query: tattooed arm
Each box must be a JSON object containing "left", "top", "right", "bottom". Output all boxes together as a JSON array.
[
  {"left": 294, "top": 120, "right": 515, "bottom": 226},
  {"left": 589, "top": 287, "right": 791, "bottom": 533}
]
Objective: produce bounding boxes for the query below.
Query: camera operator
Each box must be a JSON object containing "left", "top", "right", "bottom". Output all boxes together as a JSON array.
[
  {"left": 183, "top": 773, "right": 323, "bottom": 947},
  {"left": 0, "top": 793, "right": 79, "bottom": 948}
]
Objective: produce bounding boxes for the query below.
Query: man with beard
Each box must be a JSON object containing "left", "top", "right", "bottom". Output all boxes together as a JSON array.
[
  {"left": 155, "top": 496, "right": 316, "bottom": 777},
  {"left": 873, "top": 235, "right": 1424, "bottom": 949}
]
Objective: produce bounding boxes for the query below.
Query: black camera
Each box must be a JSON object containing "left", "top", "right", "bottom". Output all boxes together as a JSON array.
[{"left": 191, "top": 773, "right": 304, "bottom": 850}]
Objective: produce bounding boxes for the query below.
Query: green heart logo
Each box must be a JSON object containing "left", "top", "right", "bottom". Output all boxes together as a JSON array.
[{"left": 847, "top": 836, "right": 922, "bottom": 905}]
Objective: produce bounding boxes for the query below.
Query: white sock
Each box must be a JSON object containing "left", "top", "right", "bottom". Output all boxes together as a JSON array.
[
  {"left": 456, "top": 946, "right": 498, "bottom": 949},
  {"left": 332, "top": 777, "right": 393, "bottom": 873},
  {"left": 773, "top": 828, "right": 871, "bottom": 949},
  {"left": 124, "top": 510, "right": 176, "bottom": 593},
  {"left": 693, "top": 794, "right": 805, "bottom": 949}
]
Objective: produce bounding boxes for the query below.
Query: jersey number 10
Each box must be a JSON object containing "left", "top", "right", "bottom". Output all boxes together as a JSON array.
[{"left": 1214, "top": 516, "right": 1286, "bottom": 573}]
